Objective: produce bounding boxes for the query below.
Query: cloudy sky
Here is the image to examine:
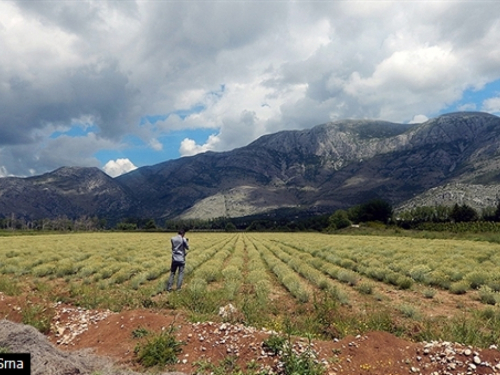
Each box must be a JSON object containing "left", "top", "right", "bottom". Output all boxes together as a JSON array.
[{"left": 1, "top": 1, "right": 500, "bottom": 178}]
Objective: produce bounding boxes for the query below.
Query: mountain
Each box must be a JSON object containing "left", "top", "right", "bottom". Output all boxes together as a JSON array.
[
  {"left": 1, "top": 111, "right": 500, "bottom": 223},
  {"left": 0, "top": 167, "right": 134, "bottom": 222}
]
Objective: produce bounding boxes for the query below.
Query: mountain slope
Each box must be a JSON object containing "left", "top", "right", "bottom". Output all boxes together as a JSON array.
[
  {"left": 115, "top": 111, "right": 500, "bottom": 220},
  {"left": 0, "top": 167, "right": 133, "bottom": 222},
  {"left": 1, "top": 112, "right": 500, "bottom": 222}
]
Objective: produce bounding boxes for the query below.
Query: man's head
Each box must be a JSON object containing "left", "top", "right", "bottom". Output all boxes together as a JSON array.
[{"left": 178, "top": 229, "right": 186, "bottom": 237}]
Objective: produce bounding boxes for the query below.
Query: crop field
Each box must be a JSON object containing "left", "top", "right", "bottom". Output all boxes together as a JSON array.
[{"left": 1, "top": 231, "right": 500, "bottom": 347}]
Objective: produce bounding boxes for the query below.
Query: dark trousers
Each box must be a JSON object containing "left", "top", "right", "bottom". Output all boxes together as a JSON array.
[{"left": 166, "top": 260, "right": 185, "bottom": 291}]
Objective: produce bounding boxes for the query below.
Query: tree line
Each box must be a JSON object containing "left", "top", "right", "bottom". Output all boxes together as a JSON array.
[{"left": 2, "top": 199, "right": 500, "bottom": 233}]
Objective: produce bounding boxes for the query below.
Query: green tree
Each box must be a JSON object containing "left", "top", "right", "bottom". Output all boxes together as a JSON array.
[
  {"left": 144, "top": 219, "right": 157, "bottom": 230},
  {"left": 494, "top": 201, "right": 500, "bottom": 222},
  {"left": 328, "top": 210, "right": 351, "bottom": 230},
  {"left": 450, "top": 203, "right": 478, "bottom": 223},
  {"left": 224, "top": 222, "right": 237, "bottom": 232},
  {"left": 116, "top": 222, "right": 137, "bottom": 231},
  {"left": 356, "top": 199, "right": 393, "bottom": 223}
]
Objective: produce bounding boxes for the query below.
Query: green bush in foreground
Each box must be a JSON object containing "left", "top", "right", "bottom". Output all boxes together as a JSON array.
[{"left": 134, "top": 327, "right": 185, "bottom": 368}]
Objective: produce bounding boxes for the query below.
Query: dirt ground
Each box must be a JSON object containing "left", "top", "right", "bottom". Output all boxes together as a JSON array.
[{"left": 2, "top": 292, "right": 500, "bottom": 375}]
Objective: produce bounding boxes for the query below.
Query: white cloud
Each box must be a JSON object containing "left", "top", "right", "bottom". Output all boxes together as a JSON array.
[
  {"left": 457, "top": 103, "right": 477, "bottom": 112},
  {"left": 102, "top": 158, "right": 137, "bottom": 177},
  {"left": 2, "top": 1, "right": 500, "bottom": 176},
  {"left": 482, "top": 97, "right": 500, "bottom": 114},
  {"left": 409, "top": 115, "right": 429, "bottom": 124},
  {"left": 149, "top": 138, "right": 163, "bottom": 151},
  {"left": 179, "top": 134, "right": 220, "bottom": 157}
]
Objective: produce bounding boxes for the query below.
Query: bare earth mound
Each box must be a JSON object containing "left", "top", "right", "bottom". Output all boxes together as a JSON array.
[{"left": 1, "top": 293, "right": 500, "bottom": 375}]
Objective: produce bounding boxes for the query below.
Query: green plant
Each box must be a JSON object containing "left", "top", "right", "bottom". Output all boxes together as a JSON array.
[
  {"left": 449, "top": 280, "right": 469, "bottom": 295},
  {"left": 262, "top": 334, "right": 286, "bottom": 355},
  {"left": 134, "top": 325, "right": 185, "bottom": 368},
  {"left": 131, "top": 327, "right": 150, "bottom": 338},
  {"left": 281, "top": 333, "right": 325, "bottom": 375},
  {"left": 337, "top": 269, "right": 359, "bottom": 286},
  {"left": 356, "top": 281, "right": 374, "bottom": 295},
  {"left": 0, "top": 276, "right": 20, "bottom": 296},
  {"left": 21, "top": 304, "right": 53, "bottom": 334},
  {"left": 422, "top": 288, "right": 436, "bottom": 299},
  {"left": 478, "top": 285, "right": 499, "bottom": 305},
  {"left": 466, "top": 271, "right": 490, "bottom": 289},
  {"left": 398, "top": 304, "right": 419, "bottom": 319}
]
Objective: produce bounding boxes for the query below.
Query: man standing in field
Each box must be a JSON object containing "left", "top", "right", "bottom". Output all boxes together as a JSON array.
[{"left": 166, "top": 229, "right": 189, "bottom": 292}]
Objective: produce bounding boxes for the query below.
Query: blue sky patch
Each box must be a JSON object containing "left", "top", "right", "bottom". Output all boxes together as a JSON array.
[
  {"left": 441, "top": 78, "right": 500, "bottom": 115},
  {"left": 95, "top": 128, "right": 217, "bottom": 168}
]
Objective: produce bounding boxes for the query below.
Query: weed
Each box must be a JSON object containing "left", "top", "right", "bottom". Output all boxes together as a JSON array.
[
  {"left": 262, "top": 334, "right": 286, "bottom": 355},
  {"left": 134, "top": 325, "right": 185, "bottom": 368},
  {"left": 131, "top": 327, "right": 150, "bottom": 338},
  {"left": 422, "top": 288, "right": 436, "bottom": 299},
  {"left": 398, "top": 304, "right": 419, "bottom": 319},
  {"left": 0, "top": 276, "right": 20, "bottom": 296},
  {"left": 281, "top": 333, "right": 325, "bottom": 375},
  {"left": 21, "top": 303, "right": 53, "bottom": 334}
]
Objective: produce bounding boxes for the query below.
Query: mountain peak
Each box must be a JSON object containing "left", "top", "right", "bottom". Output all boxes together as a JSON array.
[{"left": 1, "top": 112, "right": 500, "bottom": 222}]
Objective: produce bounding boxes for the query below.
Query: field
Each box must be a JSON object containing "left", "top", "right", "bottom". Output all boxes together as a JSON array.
[{"left": 1, "top": 231, "right": 500, "bottom": 374}]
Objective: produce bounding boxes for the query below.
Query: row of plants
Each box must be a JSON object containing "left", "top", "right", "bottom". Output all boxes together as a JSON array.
[{"left": 277, "top": 234, "right": 500, "bottom": 299}]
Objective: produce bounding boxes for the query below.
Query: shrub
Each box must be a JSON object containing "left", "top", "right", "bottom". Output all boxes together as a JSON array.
[
  {"left": 366, "top": 267, "right": 386, "bottom": 281},
  {"left": 466, "top": 271, "right": 490, "bottom": 289},
  {"left": 422, "top": 288, "right": 436, "bottom": 299},
  {"left": 427, "top": 270, "right": 451, "bottom": 289},
  {"left": 396, "top": 276, "right": 413, "bottom": 290},
  {"left": 487, "top": 279, "right": 500, "bottom": 292},
  {"left": 22, "top": 304, "right": 53, "bottom": 334},
  {"left": 134, "top": 327, "right": 185, "bottom": 368},
  {"left": 398, "top": 304, "right": 419, "bottom": 319},
  {"left": 478, "top": 286, "right": 499, "bottom": 305},
  {"left": 337, "top": 269, "right": 359, "bottom": 286},
  {"left": 0, "top": 276, "right": 20, "bottom": 296},
  {"left": 31, "top": 263, "right": 56, "bottom": 277},
  {"left": 449, "top": 280, "right": 469, "bottom": 295},
  {"left": 409, "top": 265, "right": 431, "bottom": 282},
  {"left": 356, "top": 281, "right": 374, "bottom": 295}
]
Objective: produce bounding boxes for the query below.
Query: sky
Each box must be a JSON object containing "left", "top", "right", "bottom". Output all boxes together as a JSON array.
[{"left": 1, "top": 1, "right": 500, "bottom": 178}]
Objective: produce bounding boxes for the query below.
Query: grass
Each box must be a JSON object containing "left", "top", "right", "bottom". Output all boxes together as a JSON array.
[
  {"left": 21, "top": 303, "right": 53, "bottom": 334},
  {"left": 133, "top": 324, "right": 185, "bottom": 368}
]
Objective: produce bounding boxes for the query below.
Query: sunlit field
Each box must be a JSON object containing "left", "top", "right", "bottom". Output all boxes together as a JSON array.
[{"left": 2, "top": 231, "right": 500, "bottom": 347}]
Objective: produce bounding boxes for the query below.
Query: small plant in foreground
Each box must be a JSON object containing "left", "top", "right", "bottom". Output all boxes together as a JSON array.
[
  {"left": 21, "top": 304, "right": 53, "bottom": 334},
  {"left": 263, "top": 334, "right": 286, "bottom": 356},
  {"left": 134, "top": 325, "right": 185, "bottom": 368},
  {"left": 422, "top": 288, "right": 436, "bottom": 299},
  {"left": 131, "top": 327, "right": 150, "bottom": 338},
  {"left": 281, "top": 333, "right": 325, "bottom": 375},
  {"left": 263, "top": 319, "right": 325, "bottom": 375}
]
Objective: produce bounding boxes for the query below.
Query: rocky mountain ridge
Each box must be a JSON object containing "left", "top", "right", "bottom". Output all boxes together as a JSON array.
[{"left": 1, "top": 111, "right": 500, "bottom": 223}]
